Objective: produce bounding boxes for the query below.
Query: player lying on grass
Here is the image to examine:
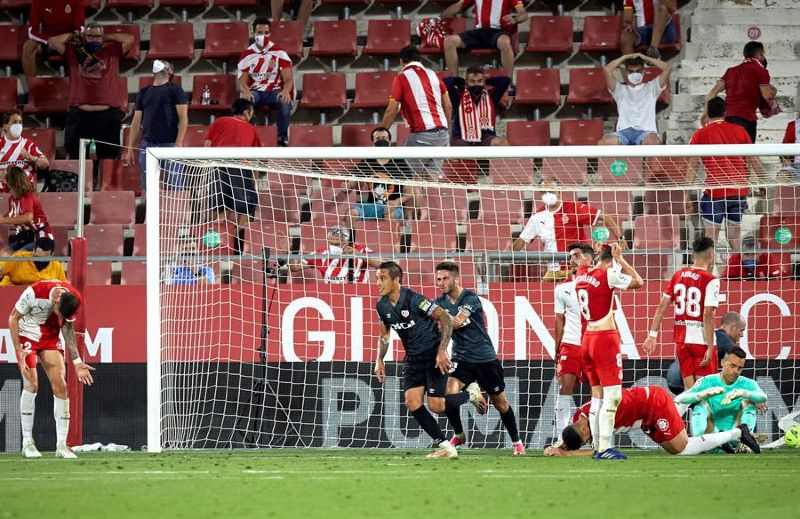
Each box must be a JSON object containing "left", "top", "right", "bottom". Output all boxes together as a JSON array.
[
  {"left": 675, "top": 346, "right": 766, "bottom": 453},
  {"left": 544, "top": 385, "right": 761, "bottom": 457},
  {"left": 373, "top": 261, "right": 459, "bottom": 459},
  {"left": 434, "top": 261, "right": 525, "bottom": 456}
]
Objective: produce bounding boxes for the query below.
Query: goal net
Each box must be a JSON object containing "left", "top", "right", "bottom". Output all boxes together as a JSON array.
[{"left": 145, "top": 143, "right": 800, "bottom": 452}]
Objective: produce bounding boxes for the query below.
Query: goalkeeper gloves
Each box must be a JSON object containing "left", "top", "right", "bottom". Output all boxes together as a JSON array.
[
  {"left": 697, "top": 386, "right": 725, "bottom": 401},
  {"left": 721, "top": 389, "right": 750, "bottom": 406}
]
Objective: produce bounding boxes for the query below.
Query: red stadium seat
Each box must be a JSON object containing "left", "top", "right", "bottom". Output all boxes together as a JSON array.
[
  {"left": 213, "top": 0, "right": 258, "bottom": 6},
  {"left": 514, "top": 69, "right": 561, "bottom": 107},
  {"left": 255, "top": 125, "right": 278, "bottom": 147},
  {"left": 629, "top": 253, "right": 670, "bottom": 281},
  {"left": 49, "top": 159, "right": 94, "bottom": 192},
  {"left": 772, "top": 186, "right": 800, "bottom": 216},
  {"left": 104, "top": 24, "right": 141, "bottom": 62},
  {"left": 300, "top": 72, "right": 347, "bottom": 110},
  {"left": 320, "top": 0, "right": 368, "bottom": 5},
  {"left": 25, "top": 77, "right": 70, "bottom": 114},
  {"left": 299, "top": 221, "right": 332, "bottom": 253},
  {"left": 50, "top": 225, "right": 71, "bottom": 256},
  {"left": 258, "top": 190, "right": 300, "bottom": 223},
  {"left": 760, "top": 216, "right": 800, "bottom": 250},
  {"left": 352, "top": 71, "right": 395, "bottom": 109},
  {"left": 636, "top": 14, "right": 682, "bottom": 53},
  {"left": 419, "top": 18, "right": 466, "bottom": 55},
  {"left": 466, "top": 221, "right": 512, "bottom": 252},
  {"left": 426, "top": 187, "right": 468, "bottom": 223},
  {"left": 193, "top": 222, "right": 235, "bottom": 256},
  {"left": 0, "top": 0, "right": 32, "bottom": 10},
  {"left": 147, "top": 23, "right": 195, "bottom": 61},
  {"left": 201, "top": 22, "right": 249, "bottom": 59},
  {"left": 310, "top": 20, "right": 357, "bottom": 57},
  {"left": 138, "top": 74, "right": 182, "bottom": 90},
  {"left": 471, "top": 32, "right": 519, "bottom": 58},
  {"left": 643, "top": 189, "right": 688, "bottom": 215},
  {"left": 541, "top": 157, "right": 587, "bottom": 184},
  {"left": 288, "top": 125, "right": 333, "bottom": 147},
  {"left": 89, "top": 191, "right": 136, "bottom": 225},
  {"left": 309, "top": 184, "right": 353, "bottom": 224},
  {"left": 558, "top": 119, "right": 605, "bottom": 145},
  {"left": 106, "top": 0, "right": 153, "bottom": 8},
  {"left": 230, "top": 260, "right": 265, "bottom": 284},
  {"left": 442, "top": 159, "right": 480, "bottom": 184},
  {"left": 363, "top": 19, "right": 411, "bottom": 56},
  {"left": 244, "top": 221, "right": 291, "bottom": 256},
  {"left": 189, "top": 75, "right": 236, "bottom": 112},
  {"left": 489, "top": 158, "right": 535, "bottom": 185},
  {"left": 272, "top": 20, "right": 304, "bottom": 60},
  {"left": 566, "top": 68, "right": 613, "bottom": 105},
  {"left": 0, "top": 78, "right": 18, "bottom": 113},
  {"left": 340, "top": 124, "right": 377, "bottom": 147},
  {"left": 525, "top": 16, "right": 573, "bottom": 54},
  {"left": 645, "top": 157, "right": 688, "bottom": 184},
  {"left": 86, "top": 261, "right": 113, "bottom": 285},
  {"left": 633, "top": 215, "right": 681, "bottom": 250},
  {"left": 0, "top": 25, "right": 25, "bottom": 62},
  {"left": 506, "top": 121, "right": 551, "bottom": 146},
  {"left": 479, "top": 190, "right": 525, "bottom": 223},
  {"left": 409, "top": 220, "right": 458, "bottom": 253},
  {"left": 352, "top": 220, "right": 400, "bottom": 254},
  {"left": 40, "top": 192, "right": 80, "bottom": 226},
  {"left": 120, "top": 261, "right": 147, "bottom": 285},
  {"left": 579, "top": 15, "right": 622, "bottom": 53},
  {"left": 100, "top": 159, "right": 141, "bottom": 194},
  {"left": 26, "top": 129, "right": 57, "bottom": 162},
  {"left": 83, "top": 224, "right": 125, "bottom": 256},
  {"left": 181, "top": 125, "right": 209, "bottom": 147},
  {"left": 596, "top": 157, "right": 645, "bottom": 186},
  {"left": 161, "top": 0, "right": 206, "bottom": 6},
  {"left": 132, "top": 223, "right": 146, "bottom": 256},
  {"left": 586, "top": 191, "right": 633, "bottom": 226}
]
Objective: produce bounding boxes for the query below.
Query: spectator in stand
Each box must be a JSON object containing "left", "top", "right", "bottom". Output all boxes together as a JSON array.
[
  {"left": 441, "top": 0, "right": 527, "bottom": 76},
  {"left": 0, "top": 166, "right": 53, "bottom": 254},
  {"left": 445, "top": 67, "right": 510, "bottom": 146},
  {"left": 50, "top": 23, "right": 134, "bottom": 160},
  {"left": 780, "top": 105, "right": 799, "bottom": 177},
  {"left": 23, "top": 0, "right": 85, "bottom": 82},
  {"left": 271, "top": 0, "right": 314, "bottom": 37},
  {"left": 723, "top": 234, "right": 791, "bottom": 280},
  {"left": 598, "top": 53, "right": 670, "bottom": 146},
  {"left": 237, "top": 18, "right": 294, "bottom": 147},
  {"left": 0, "top": 237, "right": 66, "bottom": 286},
  {"left": 289, "top": 227, "right": 384, "bottom": 284},
  {"left": 125, "top": 60, "right": 189, "bottom": 192},
  {"left": 686, "top": 97, "right": 764, "bottom": 251},
  {"left": 714, "top": 312, "right": 746, "bottom": 361},
  {"left": 0, "top": 109, "right": 49, "bottom": 191},
  {"left": 704, "top": 41, "right": 778, "bottom": 143},
  {"left": 621, "top": 0, "right": 677, "bottom": 59},
  {"left": 168, "top": 239, "right": 215, "bottom": 285}
]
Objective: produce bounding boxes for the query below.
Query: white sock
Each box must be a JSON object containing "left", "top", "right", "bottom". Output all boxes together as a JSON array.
[
  {"left": 54, "top": 397, "right": 70, "bottom": 446},
  {"left": 588, "top": 397, "right": 602, "bottom": 451},
  {"left": 678, "top": 429, "right": 740, "bottom": 456},
  {"left": 20, "top": 390, "right": 36, "bottom": 444},
  {"left": 598, "top": 386, "right": 622, "bottom": 453},
  {"left": 555, "top": 395, "right": 572, "bottom": 435}
]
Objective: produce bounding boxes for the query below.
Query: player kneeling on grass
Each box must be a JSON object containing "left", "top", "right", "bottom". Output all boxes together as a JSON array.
[
  {"left": 434, "top": 262, "right": 525, "bottom": 455},
  {"left": 544, "top": 385, "right": 761, "bottom": 457},
  {"left": 374, "top": 261, "right": 458, "bottom": 459},
  {"left": 675, "top": 346, "right": 765, "bottom": 453}
]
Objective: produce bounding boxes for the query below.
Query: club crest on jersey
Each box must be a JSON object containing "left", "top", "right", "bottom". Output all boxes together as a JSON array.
[
  {"left": 561, "top": 213, "right": 570, "bottom": 223},
  {"left": 401, "top": 310, "right": 409, "bottom": 317},
  {"left": 65, "top": 5, "right": 72, "bottom": 13},
  {"left": 657, "top": 418, "right": 669, "bottom": 432}
]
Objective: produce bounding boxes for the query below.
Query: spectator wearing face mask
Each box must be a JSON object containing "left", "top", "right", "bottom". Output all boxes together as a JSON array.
[
  {"left": 0, "top": 109, "right": 49, "bottom": 191},
  {"left": 723, "top": 234, "right": 791, "bottom": 280},
  {"left": 444, "top": 66, "right": 510, "bottom": 146},
  {"left": 0, "top": 237, "right": 65, "bottom": 286},
  {"left": 168, "top": 239, "right": 215, "bottom": 285}
]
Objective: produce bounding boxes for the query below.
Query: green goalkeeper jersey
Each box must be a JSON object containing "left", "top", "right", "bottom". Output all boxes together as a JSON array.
[{"left": 679, "top": 374, "right": 767, "bottom": 423}]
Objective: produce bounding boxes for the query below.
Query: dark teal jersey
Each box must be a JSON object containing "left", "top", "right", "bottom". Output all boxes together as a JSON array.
[
  {"left": 435, "top": 288, "right": 497, "bottom": 363},
  {"left": 376, "top": 287, "right": 441, "bottom": 360}
]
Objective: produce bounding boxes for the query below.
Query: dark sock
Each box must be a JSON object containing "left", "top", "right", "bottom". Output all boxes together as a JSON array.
[
  {"left": 445, "top": 392, "right": 469, "bottom": 435},
  {"left": 500, "top": 407, "right": 520, "bottom": 443},
  {"left": 411, "top": 407, "right": 446, "bottom": 444}
]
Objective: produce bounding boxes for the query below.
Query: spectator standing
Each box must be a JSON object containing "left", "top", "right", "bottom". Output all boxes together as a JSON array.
[
  {"left": 0, "top": 166, "right": 53, "bottom": 254},
  {"left": 598, "top": 53, "right": 670, "bottom": 145},
  {"left": 0, "top": 109, "right": 49, "bottom": 190},
  {"left": 125, "top": 60, "right": 189, "bottom": 192},
  {"left": 445, "top": 67, "right": 510, "bottom": 146},
  {"left": 23, "top": 0, "right": 85, "bottom": 82},
  {"left": 621, "top": 0, "right": 677, "bottom": 59},
  {"left": 704, "top": 42, "right": 777, "bottom": 143},
  {"left": 441, "top": 0, "right": 527, "bottom": 76},
  {"left": 50, "top": 24, "right": 134, "bottom": 159},
  {"left": 0, "top": 237, "right": 66, "bottom": 286},
  {"left": 723, "top": 234, "right": 791, "bottom": 280},
  {"left": 780, "top": 108, "right": 799, "bottom": 177},
  {"left": 237, "top": 18, "right": 294, "bottom": 147},
  {"left": 715, "top": 312, "right": 745, "bottom": 361}
]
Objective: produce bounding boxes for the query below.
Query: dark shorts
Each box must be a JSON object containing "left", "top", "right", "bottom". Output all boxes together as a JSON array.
[
  {"left": 700, "top": 194, "right": 747, "bottom": 225},
  {"left": 212, "top": 167, "right": 258, "bottom": 220},
  {"left": 724, "top": 116, "right": 757, "bottom": 144},
  {"left": 451, "top": 133, "right": 499, "bottom": 147},
  {"left": 402, "top": 357, "right": 448, "bottom": 397},
  {"left": 635, "top": 19, "right": 677, "bottom": 47},
  {"left": 449, "top": 359, "right": 506, "bottom": 396},
  {"left": 64, "top": 107, "right": 124, "bottom": 159},
  {"left": 459, "top": 28, "right": 510, "bottom": 51}
]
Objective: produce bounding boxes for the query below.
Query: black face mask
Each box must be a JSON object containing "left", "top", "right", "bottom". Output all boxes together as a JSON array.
[
  {"left": 373, "top": 139, "right": 390, "bottom": 147},
  {"left": 468, "top": 85, "right": 484, "bottom": 97},
  {"left": 34, "top": 260, "right": 49, "bottom": 271},
  {"left": 761, "top": 57, "right": 768, "bottom": 68}
]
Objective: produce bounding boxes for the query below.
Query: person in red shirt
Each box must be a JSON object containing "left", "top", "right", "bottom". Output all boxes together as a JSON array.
[
  {"left": 50, "top": 23, "right": 134, "bottom": 159},
  {"left": 0, "top": 166, "right": 53, "bottom": 254},
  {"left": 687, "top": 97, "right": 764, "bottom": 251},
  {"left": 780, "top": 116, "right": 799, "bottom": 176},
  {"left": 290, "top": 227, "right": 384, "bottom": 283},
  {"left": 723, "top": 234, "right": 792, "bottom": 280},
  {"left": 0, "top": 109, "right": 49, "bottom": 189},
  {"left": 23, "top": 0, "right": 85, "bottom": 81},
  {"left": 703, "top": 41, "right": 777, "bottom": 143}
]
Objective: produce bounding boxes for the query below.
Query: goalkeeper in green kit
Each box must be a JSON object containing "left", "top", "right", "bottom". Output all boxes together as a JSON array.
[{"left": 675, "top": 346, "right": 765, "bottom": 453}]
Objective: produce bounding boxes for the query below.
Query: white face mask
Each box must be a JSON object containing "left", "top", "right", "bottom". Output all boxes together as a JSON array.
[
  {"left": 542, "top": 192, "right": 558, "bottom": 206},
  {"left": 627, "top": 72, "right": 643, "bottom": 86},
  {"left": 8, "top": 123, "right": 22, "bottom": 139},
  {"left": 255, "top": 35, "right": 266, "bottom": 47}
]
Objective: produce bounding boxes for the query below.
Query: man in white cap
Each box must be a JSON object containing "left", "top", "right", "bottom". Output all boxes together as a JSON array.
[{"left": 125, "top": 59, "right": 189, "bottom": 192}]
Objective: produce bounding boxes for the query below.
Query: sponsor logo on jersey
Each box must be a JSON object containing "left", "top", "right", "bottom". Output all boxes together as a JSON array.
[{"left": 390, "top": 320, "right": 416, "bottom": 330}]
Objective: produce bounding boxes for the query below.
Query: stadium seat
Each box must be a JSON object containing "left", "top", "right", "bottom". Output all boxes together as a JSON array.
[
  {"left": 471, "top": 32, "right": 519, "bottom": 58},
  {"left": 636, "top": 14, "right": 682, "bottom": 53},
  {"left": 201, "top": 22, "right": 249, "bottom": 59},
  {"left": 100, "top": 159, "right": 141, "bottom": 194},
  {"left": 161, "top": 0, "right": 206, "bottom": 6},
  {"left": 596, "top": 157, "right": 645, "bottom": 186},
  {"left": 340, "top": 124, "right": 377, "bottom": 147},
  {"left": 643, "top": 67, "right": 671, "bottom": 106},
  {"left": 310, "top": 20, "right": 357, "bottom": 58},
  {"left": 49, "top": 159, "right": 94, "bottom": 193},
  {"left": 363, "top": 19, "right": 411, "bottom": 56},
  {"left": 40, "top": 192, "right": 80, "bottom": 226},
  {"left": 401, "top": 258, "right": 436, "bottom": 288},
  {"left": 772, "top": 186, "right": 800, "bottom": 216},
  {"left": 351, "top": 71, "right": 395, "bottom": 109},
  {"left": 408, "top": 220, "right": 458, "bottom": 252},
  {"left": 479, "top": 190, "right": 525, "bottom": 223},
  {"left": 352, "top": 220, "right": 400, "bottom": 254},
  {"left": 83, "top": 224, "right": 125, "bottom": 256},
  {"left": 132, "top": 223, "right": 146, "bottom": 256},
  {"left": 245, "top": 221, "right": 291, "bottom": 256},
  {"left": 299, "top": 72, "right": 347, "bottom": 110},
  {"left": 420, "top": 18, "right": 466, "bottom": 55},
  {"left": 525, "top": 16, "right": 573, "bottom": 55},
  {"left": 645, "top": 156, "right": 688, "bottom": 184},
  {"left": 89, "top": 191, "right": 136, "bottom": 225},
  {"left": 442, "top": 159, "right": 480, "bottom": 184},
  {"left": 193, "top": 222, "right": 235, "bottom": 256},
  {"left": 541, "top": 157, "right": 587, "bottom": 184},
  {"left": 558, "top": 119, "right": 605, "bottom": 146},
  {"left": 120, "top": 261, "right": 147, "bottom": 285},
  {"left": 643, "top": 189, "right": 688, "bottom": 215},
  {"left": 566, "top": 69, "right": 613, "bottom": 106},
  {"left": 288, "top": 125, "right": 334, "bottom": 147},
  {"left": 586, "top": 191, "right": 633, "bottom": 227},
  {"left": 50, "top": 225, "right": 71, "bottom": 256},
  {"left": 633, "top": 215, "right": 681, "bottom": 250},
  {"left": 578, "top": 15, "right": 622, "bottom": 53},
  {"left": 86, "top": 262, "right": 113, "bottom": 285},
  {"left": 181, "top": 125, "right": 209, "bottom": 147},
  {"left": 629, "top": 253, "right": 670, "bottom": 281},
  {"left": 466, "top": 221, "right": 512, "bottom": 252},
  {"left": 213, "top": 0, "right": 259, "bottom": 6},
  {"left": 255, "top": 125, "right": 278, "bottom": 147},
  {"left": 138, "top": 75, "right": 183, "bottom": 90},
  {"left": 104, "top": 25, "right": 141, "bottom": 62},
  {"left": 25, "top": 128, "right": 56, "bottom": 162},
  {"left": 309, "top": 184, "right": 353, "bottom": 224},
  {"left": 426, "top": 187, "right": 468, "bottom": 223},
  {"left": 506, "top": 121, "right": 551, "bottom": 146},
  {"left": 147, "top": 23, "right": 195, "bottom": 61},
  {"left": 25, "top": 77, "right": 70, "bottom": 114},
  {"left": 489, "top": 158, "right": 535, "bottom": 185},
  {"left": 0, "top": 78, "right": 17, "bottom": 113},
  {"left": 189, "top": 75, "right": 237, "bottom": 112},
  {"left": 272, "top": 20, "right": 304, "bottom": 60},
  {"left": 258, "top": 190, "right": 301, "bottom": 223},
  {"left": 106, "top": 0, "right": 153, "bottom": 8},
  {"left": 299, "top": 221, "right": 333, "bottom": 253},
  {"left": 514, "top": 69, "right": 561, "bottom": 107},
  {"left": 320, "top": 0, "right": 369, "bottom": 5},
  {"left": 760, "top": 216, "right": 800, "bottom": 250},
  {"left": 230, "top": 260, "right": 265, "bottom": 285},
  {"left": 0, "top": 25, "right": 25, "bottom": 63},
  {"left": 395, "top": 125, "right": 410, "bottom": 145}
]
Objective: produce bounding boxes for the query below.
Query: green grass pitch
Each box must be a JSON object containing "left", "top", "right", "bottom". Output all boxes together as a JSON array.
[{"left": 2, "top": 449, "right": 798, "bottom": 518}]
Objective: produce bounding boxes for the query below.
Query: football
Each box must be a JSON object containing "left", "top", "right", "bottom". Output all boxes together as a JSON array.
[{"left": 785, "top": 424, "right": 800, "bottom": 448}]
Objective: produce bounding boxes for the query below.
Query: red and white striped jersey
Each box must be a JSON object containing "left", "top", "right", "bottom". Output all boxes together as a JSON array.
[
  {"left": 307, "top": 244, "right": 375, "bottom": 284},
  {"left": 574, "top": 263, "right": 633, "bottom": 326},
  {"left": 0, "top": 136, "right": 43, "bottom": 190},
  {"left": 14, "top": 280, "right": 82, "bottom": 342},
  {"left": 390, "top": 62, "right": 448, "bottom": 133},
  {"left": 8, "top": 192, "right": 52, "bottom": 239},
  {"left": 462, "top": 0, "right": 523, "bottom": 31},
  {"left": 237, "top": 42, "right": 293, "bottom": 93},
  {"left": 624, "top": 0, "right": 656, "bottom": 27},
  {"left": 663, "top": 267, "right": 720, "bottom": 345}
]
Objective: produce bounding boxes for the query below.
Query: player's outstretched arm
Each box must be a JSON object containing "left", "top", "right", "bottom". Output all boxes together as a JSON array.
[
  {"left": 62, "top": 321, "right": 95, "bottom": 386},
  {"left": 374, "top": 323, "right": 390, "bottom": 383},
  {"left": 610, "top": 242, "right": 643, "bottom": 289},
  {"left": 431, "top": 306, "right": 453, "bottom": 374},
  {"left": 675, "top": 385, "right": 724, "bottom": 405},
  {"left": 544, "top": 445, "right": 592, "bottom": 457},
  {"left": 644, "top": 296, "right": 671, "bottom": 354}
]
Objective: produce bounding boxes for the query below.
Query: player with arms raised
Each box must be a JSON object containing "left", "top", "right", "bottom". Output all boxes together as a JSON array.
[
  {"left": 10, "top": 280, "right": 94, "bottom": 459},
  {"left": 434, "top": 261, "right": 525, "bottom": 455},
  {"left": 644, "top": 237, "right": 720, "bottom": 390},
  {"left": 574, "top": 242, "right": 643, "bottom": 459},
  {"left": 373, "top": 261, "right": 458, "bottom": 459}
]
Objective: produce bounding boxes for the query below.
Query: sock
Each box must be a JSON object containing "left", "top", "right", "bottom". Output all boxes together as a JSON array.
[
  {"left": 500, "top": 407, "right": 521, "bottom": 443},
  {"left": 555, "top": 395, "right": 572, "bottom": 435},
  {"left": 691, "top": 404, "right": 709, "bottom": 436},
  {"left": 445, "top": 392, "right": 468, "bottom": 435},
  {"left": 410, "top": 406, "right": 446, "bottom": 444},
  {"left": 20, "top": 390, "right": 36, "bottom": 444},
  {"left": 598, "top": 386, "right": 622, "bottom": 453},
  {"left": 674, "top": 401, "right": 689, "bottom": 417},
  {"left": 588, "top": 397, "right": 602, "bottom": 451},
  {"left": 740, "top": 405, "right": 757, "bottom": 431},
  {"left": 678, "top": 429, "right": 740, "bottom": 456},
  {"left": 54, "top": 397, "right": 70, "bottom": 446}
]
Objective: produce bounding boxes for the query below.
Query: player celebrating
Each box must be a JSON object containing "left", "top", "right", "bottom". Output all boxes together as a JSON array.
[
  {"left": 644, "top": 237, "right": 720, "bottom": 390},
  {"left": 676, "top": 346, "right": 765, "bottom": 453},
  {"left": 574, "top": 242, "right": 643, "bottom": 459},
  {"left": 373, "top": 261, "right": 458, "bottom": 459},
  {"left": 544, "top": 385, "right": 761, "bottom": 456},
  {"left": 434, "top": 262, "right": 525, "bottom": 455},
  {"left": 10, "top": 280, "right": 94, "bottom": 459}
]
